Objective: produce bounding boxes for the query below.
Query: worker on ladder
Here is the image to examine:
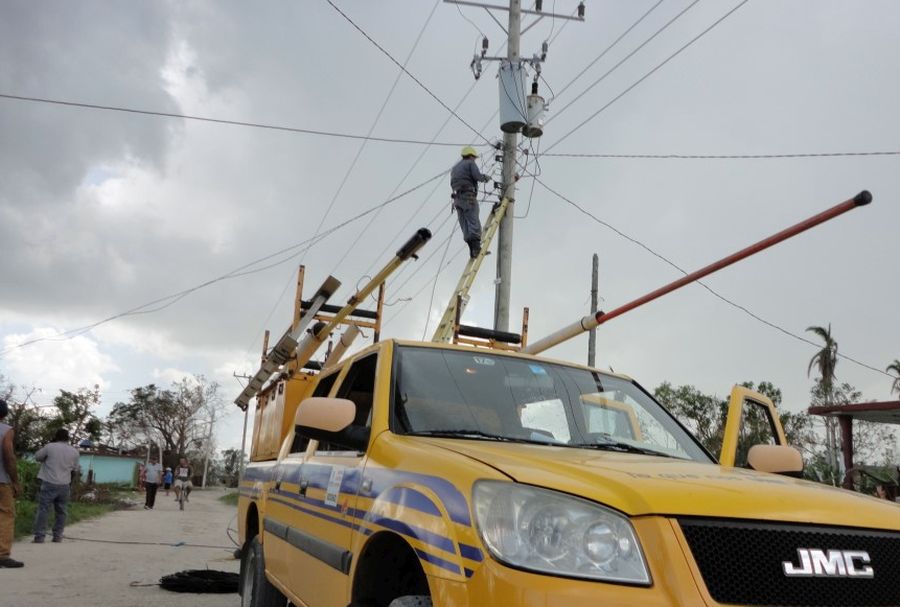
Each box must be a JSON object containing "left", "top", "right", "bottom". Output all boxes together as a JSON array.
[{"left": 451, "top": 146, "right": 491, "bottom": 258}]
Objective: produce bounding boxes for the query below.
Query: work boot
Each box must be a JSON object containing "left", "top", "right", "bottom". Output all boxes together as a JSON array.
[
  {"left": 32, "top": 536, "right": 44, "bottom": 544},
  {"left": 0, "top": 557, "right": 24, "bottom": 568},
  {"left": 468, "top": 240, "right": 481, "bottom": 259}
]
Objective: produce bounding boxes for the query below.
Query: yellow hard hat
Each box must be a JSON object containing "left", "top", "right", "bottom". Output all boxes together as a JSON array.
[{"left": 461, "top": 146, "right": 479, "bottom": 158}]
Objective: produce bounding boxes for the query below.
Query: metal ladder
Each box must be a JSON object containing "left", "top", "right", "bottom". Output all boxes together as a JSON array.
[{"left": 431, "top": 197, "right": 510, "bottom": 342}]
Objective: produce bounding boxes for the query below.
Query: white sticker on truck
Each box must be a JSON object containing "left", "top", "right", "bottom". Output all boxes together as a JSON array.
[{"left": 324, "top": 468, "right": 345, "bottom": 507}]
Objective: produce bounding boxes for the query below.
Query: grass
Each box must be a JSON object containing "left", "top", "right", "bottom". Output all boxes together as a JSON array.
[
  {"left": 14, "top": 500, "right": 116, "bottom": 539},
  {"left": 218, "top": 491, "right": 239, "bottom": 506}
]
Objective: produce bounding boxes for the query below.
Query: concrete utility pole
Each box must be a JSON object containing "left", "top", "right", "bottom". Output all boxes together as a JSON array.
[
  {"left": 494, "top": 0, "right": 522, "bottom": 332},
  {"left": 588, "top": 253, "right": 598, "bottom": 367}
]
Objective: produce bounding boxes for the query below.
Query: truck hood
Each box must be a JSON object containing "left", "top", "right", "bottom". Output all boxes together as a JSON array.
[{"left": 421, "top": 438, "right": 900, "bottom": 531}]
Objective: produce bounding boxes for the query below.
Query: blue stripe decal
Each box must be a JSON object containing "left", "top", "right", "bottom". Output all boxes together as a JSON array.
[
  {"left": 380, "top": 487, "right": 442, "bottom": 517},
  {"left": 458, "top": 543, "right": 483, "bottom": 562},
  {"left": 269, "top": 495, "right": 355, "bottom": 530},
  {"left": 415, "top": 548, "right": 461, "bottom": 575},
  {"left": 272, "top": 491, "right": 457, "bottom": 556},
  {"left": 369, "top": 517, "right": 456, "bottom": 554},
  {"left": 367, "top": 469, "right": 472, "bottom": 526}
]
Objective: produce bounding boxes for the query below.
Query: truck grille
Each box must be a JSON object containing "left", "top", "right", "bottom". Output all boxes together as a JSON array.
[{"left": 678, "top": 518, "right": 900, "bottom": 606}]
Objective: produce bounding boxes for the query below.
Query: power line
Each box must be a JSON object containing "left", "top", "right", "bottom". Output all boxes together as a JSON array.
[
  {"left": 542, "top": 150, "right": 900, "bottom": 160},
  {"left": 535, "top": 177, "right": 893, "bottom": 380},
  {"left": 547, "top": 0, "right": 699, "bottom": 123},
  {"left": 545, "top": 0, "right": 751, "bottom": 153},
  {"left": 422, "top": 224, "right": 457, "bottom": 339},
  {"left": 550, "top": 0, "right": 667, "bottom": 102},
  {"left": 325, "top": 0, "right": 492, "bottom": 146},
  {"left": 243, "top": 1, "right": 443, "bottom": 359},
  {"left": 0, "top": 93, "right": 473, "bottom": 148},
  {"left": 0, "top": 170, "right": 448, "bottom": 358}
]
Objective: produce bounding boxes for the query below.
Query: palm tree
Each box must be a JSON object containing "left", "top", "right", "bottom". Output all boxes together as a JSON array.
[
  {"left": 806, "top": 324, "right": 838, "bottom": 397},
  {"left": 807, "top": 324, "right": 840, "bottom": 483},
  {"left": 887, "top": 359, "right": 900, "bottom": 397}
]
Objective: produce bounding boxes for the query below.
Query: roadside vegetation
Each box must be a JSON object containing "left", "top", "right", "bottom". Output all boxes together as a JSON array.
[{"left": 219, "top": 491, "right": 239, "bottom": 506}]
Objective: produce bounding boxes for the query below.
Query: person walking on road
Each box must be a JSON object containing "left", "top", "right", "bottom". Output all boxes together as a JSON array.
[
  {"left": 0, "top": 398, "right": 24, "bottom": 568},
  {"left": 163, "top": 467, "right": 173, "bottom": 496},
  {"left": 143, "top": 455, "right": 162, "bottom": 510},
  {"left": 451, "top": 146, "right": 491, "bottom": 258},
  {"left": 32, "top": 428, "right": 80, "bottom": 543},
  {"left": 173, "top": 457, "right": 193, "bottom": 505}
]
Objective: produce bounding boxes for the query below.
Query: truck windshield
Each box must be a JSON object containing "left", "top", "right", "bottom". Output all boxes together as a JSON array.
[{"left": 393, "top": 346, "right": 710, "bottom": 462}]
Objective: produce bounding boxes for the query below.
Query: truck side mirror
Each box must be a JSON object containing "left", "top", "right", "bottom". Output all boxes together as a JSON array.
[
  {"left": 294, "top": 397, "right": 369, "bottom": 451},
  {"left": 294, "top": 397, "right": 356, "bottom": 432},
  {"left": 747, "top": 444, "right": 804, "bottom": 477}
]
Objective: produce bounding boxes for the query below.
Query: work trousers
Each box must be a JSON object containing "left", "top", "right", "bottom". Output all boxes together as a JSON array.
[
  {"left": 145, "top": 482, "right": 159, "bottom": 509},
  {"left": 32, "top": 481, "right": 70, "bottom": 541},
  {"left": 453, "top": 193, "right": 482, "bottom": 244},
  {"left": 0, "top": 484, "right": 13, "bottom": 557}
]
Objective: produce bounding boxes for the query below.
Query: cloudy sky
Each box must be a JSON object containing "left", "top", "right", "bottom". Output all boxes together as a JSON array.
[{"left": 1, "top": 0, "right": 898, "bottom": 453}]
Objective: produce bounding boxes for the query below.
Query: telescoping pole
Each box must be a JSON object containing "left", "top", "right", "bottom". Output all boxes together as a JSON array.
[{"left": 524, "top": 191, "right": 872, "bottom": 355}]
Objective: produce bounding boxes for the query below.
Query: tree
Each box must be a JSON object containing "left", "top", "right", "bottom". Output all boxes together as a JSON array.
[
  {"left": 886, "top": 359, "right": 900, "bottom": 397},
  {"left": 108, "top": 375, "right": 223, "bottom": 465},
  {"left": 220, "top": 448, "right": 247, "bottom": 488},
  {"left": 47, "top": 386, "right": 103, "bottom": 445},
  {"left": 806, "top": 324, "right": 841, "bottom": 476}
]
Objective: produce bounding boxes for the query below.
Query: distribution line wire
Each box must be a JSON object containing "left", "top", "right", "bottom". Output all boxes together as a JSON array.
[
  {"left": 546, "top": 0, "right": 699, "bottom": 124},
  {"left": 385, "top": 246, "right": 467, "bottom": 327},
  {"left": 541, "top": 150, "right": 900, "bottom": 160},
  {"left": 422, "top": 224, "right": 458, "bottom": 339},
  {"left": 0, "top": 93, "right": 473, "bottom": 148},
  {"left": 0, "top": 170, "right": 449, "bottom": 358},
  {"left": 245, "top": 1, "right": 443, "bottom": 361},
  {"left": 325, "top": 0, "right": 492, "bottom": 146},
  {"left": 535, "top": 177, "right": 893, "bottom": 379},
  {"left": 544, "top": 0, "right": 751, "bottom": 154},
  {"left": 549, "top": 0, "right": 667, "bottom": 102}
]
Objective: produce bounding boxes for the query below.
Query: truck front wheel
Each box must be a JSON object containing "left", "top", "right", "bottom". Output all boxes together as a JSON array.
[{"left": 240, "top": 535, "right": 287, "bottom": 607}]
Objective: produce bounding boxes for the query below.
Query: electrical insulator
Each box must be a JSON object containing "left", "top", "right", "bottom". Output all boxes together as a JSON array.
[
  {"left": 578, "top": 2, "right": 585, "bottom": 18},
  {"left": 531, "top": 81, "right": 538, "bottom": 95},
  {"left": 536, "top": 0, "right": 543, "bottom": 11},
  {"left": 482, "top": 36, "right": 489, "bottom": 54},
  {"left": 541, "top": 40, "right": 548, "bottom": 61}
]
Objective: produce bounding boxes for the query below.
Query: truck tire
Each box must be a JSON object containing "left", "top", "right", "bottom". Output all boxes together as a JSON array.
[
  {"left": 240, "top": 535, "right": 287, "bottom": 607},
  {"left": 388, "top": 597, "right": 432, "bottom": 607}
]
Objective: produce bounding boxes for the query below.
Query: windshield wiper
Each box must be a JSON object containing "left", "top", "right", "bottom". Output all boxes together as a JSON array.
[
  {"left": 406, "top": 429, "right": 550, "bottom": 445},
  {"left": 570, "top": 438, "right": 679, "bottom": 459}
]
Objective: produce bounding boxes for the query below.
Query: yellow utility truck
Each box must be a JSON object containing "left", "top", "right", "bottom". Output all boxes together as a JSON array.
[{"left": 236, "top": 193, "right": 899, "bottom": 607}]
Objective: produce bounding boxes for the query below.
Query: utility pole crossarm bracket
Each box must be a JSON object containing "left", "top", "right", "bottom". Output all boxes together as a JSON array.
[
  {"left": 432, "top": 198, "right": 511, "bottom": 343},
  {"left": 443, "top": 0, "right": 584, "bottom": 21}
]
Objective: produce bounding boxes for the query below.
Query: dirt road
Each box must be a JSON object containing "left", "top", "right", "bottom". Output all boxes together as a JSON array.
[{"left": 2, "top": 488, "right": 241, "bottom": 607}]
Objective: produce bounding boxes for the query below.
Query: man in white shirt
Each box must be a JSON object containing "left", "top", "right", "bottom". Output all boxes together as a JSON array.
[
  {"left": 32, "top": 429, "right": 80, "bottom": 543},
  {"left": 143, "top": 455, "right": 162, "bottom": 510}
]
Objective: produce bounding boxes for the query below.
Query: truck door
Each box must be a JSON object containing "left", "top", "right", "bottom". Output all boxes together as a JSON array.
[
  {"left": 719, "top": 385, "right": 789, "bottom": 467},
  {"left": 291, "top": 352, "right": 379, "bottom": 607}
]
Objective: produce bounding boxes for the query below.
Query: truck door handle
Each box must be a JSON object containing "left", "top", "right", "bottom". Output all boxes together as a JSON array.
[
  {"left": 275, "top": 481, "right": 282, "bottom": 491},
  {"left": 300, "top": 480, "right": 309, "bottom": 496}
]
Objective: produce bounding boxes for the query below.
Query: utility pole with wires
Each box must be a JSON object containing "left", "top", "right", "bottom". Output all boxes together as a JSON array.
[{"left": 445, "top": 0, "right": 585, "bottom": 331}]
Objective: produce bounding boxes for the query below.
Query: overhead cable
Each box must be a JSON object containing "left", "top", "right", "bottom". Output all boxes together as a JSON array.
[
  {"left": 535, "top": 177, "right": 893, "bottom": 380},
  {"left": 325, "top": 0, "right": 492, "bottom": 145},
  {"left": 0, "top": 170, "right": 448, "bottom": 358},
  {"left": 542, "top": 150, "right": 900, "bottom": 160},
  {"left": 550, "top": 0, "right": 667, "bottom": 102},
  {"left": 545, "top": 0, "right": 751, "bottom": 154},
  {"left": 547, "top": 0, "right": 699, "bottom": 123},
  {"left": 0, "top": 93, "right": 473, "bottom": 148}
]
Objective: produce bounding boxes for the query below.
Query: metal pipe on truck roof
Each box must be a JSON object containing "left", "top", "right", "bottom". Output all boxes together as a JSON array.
[{"left": 524, "top": 190, "right": 872, "bottom": 355}]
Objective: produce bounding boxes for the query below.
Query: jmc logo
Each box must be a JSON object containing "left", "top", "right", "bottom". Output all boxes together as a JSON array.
[{"left": 782, "top": 548, "right": 874, "bottom": 578}]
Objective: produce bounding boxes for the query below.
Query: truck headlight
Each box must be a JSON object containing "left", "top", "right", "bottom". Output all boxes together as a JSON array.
[{"left": 472, "top": 481, "right": 650, "bottom": 585}]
